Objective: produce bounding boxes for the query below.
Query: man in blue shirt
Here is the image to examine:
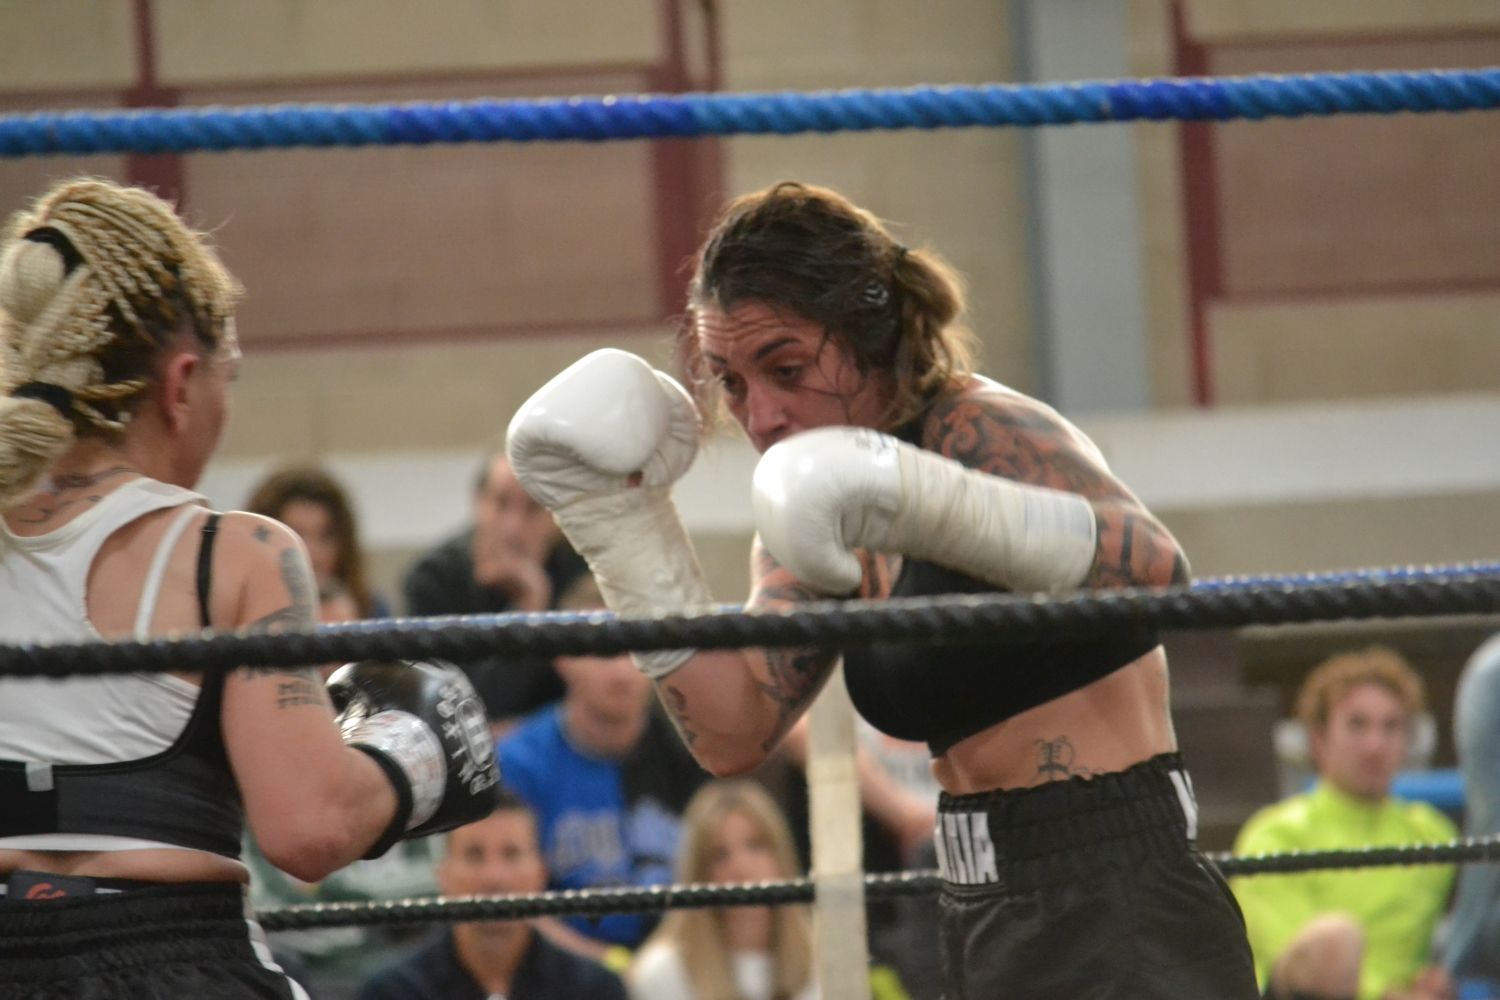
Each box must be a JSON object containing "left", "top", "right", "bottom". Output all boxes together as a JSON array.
[
  {"left": 498, "top": 575, "right": 708, "bottom": 957},
  {"left": 356, "top": 790, "right": 626, "bottom": 1000}
]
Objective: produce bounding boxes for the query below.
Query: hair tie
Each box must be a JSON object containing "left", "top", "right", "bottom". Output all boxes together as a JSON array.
[
  {"left": 11, "top": 381, "right": 74, "bottom": 419},
  {"left": 22, "top": 227, "right": 85, "bottom": 275},
  {"left": 858, "top": 280, "right": 891, "bottom": 309}
]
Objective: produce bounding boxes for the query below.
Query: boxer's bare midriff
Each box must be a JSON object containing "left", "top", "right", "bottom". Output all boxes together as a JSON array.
[
  {"left": 931, "top": 647, "right": 1176, "bottom": 795},
  {"left": 0, "top": 848, "right": 248, "bottom": 885}
]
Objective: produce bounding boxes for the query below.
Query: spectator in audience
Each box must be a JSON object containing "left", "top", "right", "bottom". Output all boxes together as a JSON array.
[
  {"left": 356, "top": 791, "right": 627, "bottom": 1000},
  {"left": 246, "top": 464, "right": 390, "bottom": 622},
  {"left": 403, "top": 440, "right": 587, "bottom": 724},
  {"left": 627, "top": 780, "right": 909, "bottom": 1000},
  {"left": 1232, "top": 646, "right": 1457, "bottom": 1000},
  {"left": 628, "top": 781, "right": 816, "bottom": 1000},
  {"left": 498, "top": 573, "right": 709, "bottom": 960},
  {"left": 1443, "top": 633, "right": 1500, "bottom": 987}
]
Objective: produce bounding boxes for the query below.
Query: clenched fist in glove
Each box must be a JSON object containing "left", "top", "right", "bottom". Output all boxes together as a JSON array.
[
  {"left": 506, "top": 349, "right": 713, "bottom": 679},
  {"left": 329, "top": 660, "right": 500, "bottom": 859},
  {"left": 752, "top": 426, "right": 1098, "bottom": 596}
]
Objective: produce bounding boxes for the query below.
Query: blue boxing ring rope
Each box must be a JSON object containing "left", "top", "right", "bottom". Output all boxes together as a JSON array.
[{"left": 0, "top": 67, "right": 1497, "bottom": 155}]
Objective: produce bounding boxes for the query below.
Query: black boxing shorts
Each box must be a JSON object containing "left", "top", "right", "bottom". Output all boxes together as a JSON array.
[
  {"left": 0, "top": 874, "right": 306, "bottom": 999},
  {"left": 934, "top": 753, "right": 1259, "bottom": 1000}
]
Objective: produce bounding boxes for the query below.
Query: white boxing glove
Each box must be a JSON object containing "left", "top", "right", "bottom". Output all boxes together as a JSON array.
[
  {"left": 507, "top": 349, "right": 712, "bottom": 678},
  {"left": 752, "top": 427, "right": 1097, "bottom": 596}
]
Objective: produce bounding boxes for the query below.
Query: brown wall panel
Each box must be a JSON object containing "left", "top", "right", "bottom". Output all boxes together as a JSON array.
[
  {"left": 1210, "top": 293, "right": 1500, "bottom": 404},
  {"left": 220, "top": 332, "right": 673, "bottom": 458},
  {"left": 154, "top": 0, "right": 660, "bottom": 86},
  {"left": 1165, "top": 490, "right": 1500, "bottom": 579},
  {"left": 0, "top": 1, "right": 135, "bottom": 92},
  {"left": 1211, "top": 37, "right": 1500, "bottom": 298},
  {"left": 183, "top": 77, "right": 660, "bottom": 345},
  {"left": 1184, "top": 0, "right": 1500, "bottom": 44}
]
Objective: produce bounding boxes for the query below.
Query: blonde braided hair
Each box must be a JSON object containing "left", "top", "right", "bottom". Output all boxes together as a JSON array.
[{"left": 0, "top": 177, "right": 241, "bottom": 511}]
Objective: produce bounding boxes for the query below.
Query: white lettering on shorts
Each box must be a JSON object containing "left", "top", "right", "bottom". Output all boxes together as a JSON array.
[
  {"left": 1168, "top": 770, "right": 1199, "bottom": 842},
  {"left": 938, "top": 811, "right": 999, "bottom": 886}
]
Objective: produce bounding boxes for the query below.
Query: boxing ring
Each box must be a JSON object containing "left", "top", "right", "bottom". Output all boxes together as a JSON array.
[{"left": 4, "top": 65, "right": 1500, "bottom": 998}]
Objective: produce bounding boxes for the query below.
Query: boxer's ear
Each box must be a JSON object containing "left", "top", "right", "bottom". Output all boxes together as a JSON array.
[{"left": 155, "top": 350, "right": 200, "bottom": 436}]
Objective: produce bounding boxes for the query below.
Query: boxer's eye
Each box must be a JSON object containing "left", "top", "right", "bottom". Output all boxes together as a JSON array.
[
  {"left": 715, "top": 371, "right": 746, "bottom": 398},
  {"left": 771, "top": 365, "right": 803, "bottom": 385}
]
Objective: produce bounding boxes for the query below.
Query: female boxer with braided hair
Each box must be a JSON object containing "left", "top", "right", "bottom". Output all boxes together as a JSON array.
[
  {"left": 508, "top": 181, "right": 1257, "bottom": 998},
  {"left": 0, "top": 178, "right": 496, "bottom": 999}
]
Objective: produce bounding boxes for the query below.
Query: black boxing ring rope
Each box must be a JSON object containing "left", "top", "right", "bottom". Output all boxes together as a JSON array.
[
  {"left": 258, "top": 836, "right": 1500, "bottom": 932},
  {"left": 2, "top": 564, "right": 1500, "bottom": 679}
]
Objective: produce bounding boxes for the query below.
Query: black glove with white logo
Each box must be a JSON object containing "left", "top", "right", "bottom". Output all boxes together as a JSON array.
[{"left": 328, "top": 660, "right": 500, "bottom": 859}]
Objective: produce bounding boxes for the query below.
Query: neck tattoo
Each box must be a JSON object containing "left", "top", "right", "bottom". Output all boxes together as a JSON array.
[
  {"left": 12, "top": 466, "right": 137, "bottom": 526},
  {"left": 43, "top": 465, "right": 134, "bottom": 494}
]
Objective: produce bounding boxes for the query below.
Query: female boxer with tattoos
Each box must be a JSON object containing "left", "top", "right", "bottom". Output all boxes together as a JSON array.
[
  {"left": 508, "top": 181, "right": 1257, "bottom": 998},
  {"left": 0, "top": 179, "right": 495, "bottom": 999}
]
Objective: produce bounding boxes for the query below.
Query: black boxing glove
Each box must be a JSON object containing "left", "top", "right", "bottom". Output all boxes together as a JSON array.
[{"left": 328, "top": 660, "right": 500, "bottom": 859}]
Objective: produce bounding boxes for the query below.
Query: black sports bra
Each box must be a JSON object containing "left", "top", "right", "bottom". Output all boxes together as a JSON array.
[{"left": 839, "top": 417, "right": 1160, "bottom": 756}]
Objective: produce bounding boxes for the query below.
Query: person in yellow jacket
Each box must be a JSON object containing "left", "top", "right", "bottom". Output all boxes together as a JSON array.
[{"left": 1232, "top": 647, "right": 1456, "bottom": 1000}]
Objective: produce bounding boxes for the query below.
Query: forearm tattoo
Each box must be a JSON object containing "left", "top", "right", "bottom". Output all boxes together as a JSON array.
[
  {"left": 755, "top": 649, "right": 839, "bottom": 754},
  {"left": 275, "top": 676, "right": 326, "bottom": 708},
  {"left": 749, "top": 545, "right": 843, "bottom": 752},
  {"left": 1092, "top": 510, "right": 1190, "bottom": 588},
  {"left": 928, "top": 395, "right": 1187, "bottom": 588},
  {"left": 239, "top": 664, "right": 326, "bottom": 711}
]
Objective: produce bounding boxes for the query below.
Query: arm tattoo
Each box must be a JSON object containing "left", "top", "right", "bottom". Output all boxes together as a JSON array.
[
  {"left": 252, "top": 525, "right": 270, "bottom": 543},
  {"left": 280, "top": 548, "right": 317, "bottom": 616},
  {"left": 237, "top": 664, "right": 327, "bottom": 710},
  {"left": 930, "top": 398, "right": 1126, "bottom": 501},
  {"left": 756, "top": 648, "right": 839, "bottom": 753},
  {"left": 246, "top": 606, "right": 310, "bottom": 632},
  {"left": 238, "top": 549, "right": 322, "bottom": 693},
  {"left": 1091, "top": 510, "right": 1190, "bottom": 588},
  {"left": 749, "top": 543, "right": 843, "bottom": 752},
  {"left": 242, "top": 548, "right": 319, "bottom": 634},
  {"left": 930, "top": 395, "right": 1187, "bottom": 588},
  {"left": 276, "top": 676, "right": 326, "bottom": 709}
]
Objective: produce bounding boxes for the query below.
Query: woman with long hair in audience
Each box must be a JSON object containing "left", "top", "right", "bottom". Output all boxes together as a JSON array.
[
  {"left": 246, "top": 464, "right": 390, "bottom": 621},
  {"left": 629, "top": 781, "right": 815, "bottom": 1000}
]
